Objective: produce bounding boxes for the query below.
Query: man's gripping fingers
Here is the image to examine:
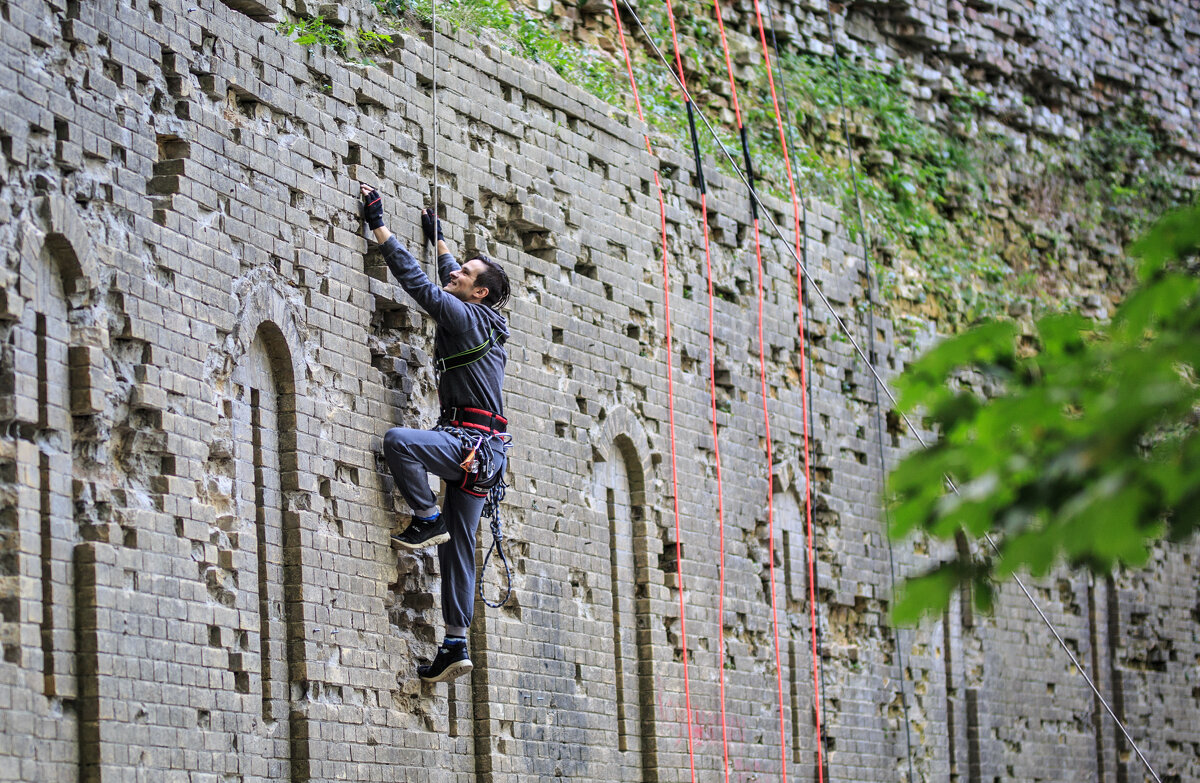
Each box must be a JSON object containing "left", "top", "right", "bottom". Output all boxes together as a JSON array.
[
  {"left": 360, "top": 184, "right": 385, "bottom": 230},
  {"left": 420, "top": 207, "right": 444, "bottom": 246}
]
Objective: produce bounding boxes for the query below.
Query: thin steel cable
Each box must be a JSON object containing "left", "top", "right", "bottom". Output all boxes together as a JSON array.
[
  {"left": 614, "top": 3, "right": 1162, "bottom": 779},
  {"left": 982, "top": 532, "right": 1162, "bottom": 783},
  {"left": 817, "top": 7, "right": 917, "bottom": 780},
  {"left": 609, "top": 5, "right": 699, "bottom": 779}
]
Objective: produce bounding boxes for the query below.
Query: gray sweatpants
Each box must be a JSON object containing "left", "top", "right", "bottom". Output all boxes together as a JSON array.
[{"left": 382, "top": 427, "right": 504, "bottom": 631}]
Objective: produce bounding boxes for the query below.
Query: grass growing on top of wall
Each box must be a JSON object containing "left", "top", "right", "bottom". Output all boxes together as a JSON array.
[
  {"left": 370, "top": 0, "right": 624, "bottom": 103},
  {"left": 277, "top": 16, "right": 395, "bottom": 65}
]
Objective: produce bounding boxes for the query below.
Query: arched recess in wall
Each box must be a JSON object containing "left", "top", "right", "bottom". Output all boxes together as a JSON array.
[
  {"left": 0, "top": 197, "right": 99, "bottom": 779},
  {"left": 773, "top": 487, "right": 817, "bottom": 776},
  {"left": 590, "top": 405, "right": 657, "bottom": 780},
  {"left": 229, "top": 278, "right": 310, "bottom": 780}
]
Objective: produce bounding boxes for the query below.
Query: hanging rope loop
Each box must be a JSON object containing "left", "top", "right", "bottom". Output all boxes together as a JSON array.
[{"left": 478, "top": 478, "right": 512, "bottom": 608}]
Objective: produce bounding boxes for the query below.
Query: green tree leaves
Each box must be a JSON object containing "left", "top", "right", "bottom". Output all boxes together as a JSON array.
[{"left": 888, "top": 203, "right": 1200, "bottom": 623}]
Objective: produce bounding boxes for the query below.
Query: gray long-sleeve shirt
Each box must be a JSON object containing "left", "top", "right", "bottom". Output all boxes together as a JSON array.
[{"left": 380, "top": 236, "right": 508, "bottom": 417}]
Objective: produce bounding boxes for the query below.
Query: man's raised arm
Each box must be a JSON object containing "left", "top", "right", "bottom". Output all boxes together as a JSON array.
[
  {"left": 421, "top": 207, "right": 460, "bottom": 287},
  {"left": 360, "top": 184, "right": 471, "bottom": 331}
]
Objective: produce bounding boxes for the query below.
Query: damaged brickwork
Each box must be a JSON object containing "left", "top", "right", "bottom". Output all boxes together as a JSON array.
[{"left": 0, "top": 0, "right": 1197, "bottom": 781}]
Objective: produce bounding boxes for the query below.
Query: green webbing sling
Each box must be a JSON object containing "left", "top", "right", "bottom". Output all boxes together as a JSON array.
[{"left": 435, "top": 328, "right": 499, "bottom": 374}]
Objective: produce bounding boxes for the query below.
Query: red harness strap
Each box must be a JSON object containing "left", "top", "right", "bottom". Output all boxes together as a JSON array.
[
  {"left": 442, "top": 406, "right": 507, "bottom": 434},
  {"left": 440, "top": 408, "right": 508, "bottom": 497}
]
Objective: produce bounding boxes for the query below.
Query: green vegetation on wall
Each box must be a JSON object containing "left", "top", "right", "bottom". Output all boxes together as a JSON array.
[
  {"left": 370, "top": 0, "right": 623, "bottom": 102},
  {"left": 278, "top": 0, "right": 1190, "bottom": 331},
  {"left": 278, "top": 16, "right": 394, "bottom": 64}
]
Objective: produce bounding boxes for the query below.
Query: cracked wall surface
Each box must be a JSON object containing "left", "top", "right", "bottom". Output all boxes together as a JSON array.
[{"left": 0, "top": 0, "right": 1197, "bottom": 781}]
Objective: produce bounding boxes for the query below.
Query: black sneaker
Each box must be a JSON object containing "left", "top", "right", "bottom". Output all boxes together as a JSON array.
[
  {"left": 391, "top": 514, "right": 449, "bottom": 551},
  {"left": 418, "top": 642, "right": 473, "bottom": 683}
]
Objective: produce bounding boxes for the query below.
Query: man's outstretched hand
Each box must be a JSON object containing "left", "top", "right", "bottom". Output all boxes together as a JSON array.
[
  {"left": 361, "top": 184, "right": 385, "bottom": 230},
  {"left": 421, "top": 208, "right": 444, "bottom": 247}
]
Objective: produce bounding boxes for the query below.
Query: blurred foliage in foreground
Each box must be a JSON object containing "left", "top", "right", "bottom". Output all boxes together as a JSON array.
[{"left": 887, "top": 203, "right": 1200, "bottom": 623}]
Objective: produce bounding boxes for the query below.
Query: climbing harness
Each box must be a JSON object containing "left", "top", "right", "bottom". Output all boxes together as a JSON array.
[
  {"left": 438, "top": 407, "right": 509, "bottom": 497},
  {"left": 434, "top": 417, "right": 514, "bottom": 608},
  {"left": 435, "top": 329, "right": 501, "bottom": 374},
  {"left": 441, "top": 404, "right": 507, "bottom": 432},
  {"left": 609, "top": 2, "right": 699, "bottom": 778}
]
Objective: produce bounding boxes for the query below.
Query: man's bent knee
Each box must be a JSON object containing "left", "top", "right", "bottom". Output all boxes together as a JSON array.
[{"left": 383, "top": 427, "right": 417, "bottom": 457}]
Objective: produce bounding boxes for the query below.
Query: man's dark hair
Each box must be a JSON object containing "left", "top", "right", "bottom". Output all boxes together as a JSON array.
[{"left": 472, "top": 254, "right": 510, "bottom": 309}]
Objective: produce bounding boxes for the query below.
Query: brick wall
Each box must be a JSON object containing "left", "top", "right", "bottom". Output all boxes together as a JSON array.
[{"left": 0, "top": 0, "right": 1195, "bottom": 781}]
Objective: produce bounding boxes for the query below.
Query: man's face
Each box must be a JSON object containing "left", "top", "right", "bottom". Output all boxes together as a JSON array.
[{"left": 444, "top": 258, "right": 490, "bottom": 303}]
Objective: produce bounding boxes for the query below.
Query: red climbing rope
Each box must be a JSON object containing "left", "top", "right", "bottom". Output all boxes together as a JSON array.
[
  {"left": 751, "top": 218, "right": 790, "bottom": 783},
  {"left": 610, "top": 5, "right": 699, "bottom": 780},
  {"left": 703, "top": 193, "right": 732, "bottom": 783},
  {"left": 707, "top": 7, "right": 744, "bottom": 779},
  {"left": 712, "top": 0, "right": 743, "bottom": 128},
  {"left": 747, "top": 2, "right": 826, "bottom": 778},
  {"left": 799, "top": 243, "right": 825, "bottom": 783},
  {"left": 657, "top": 1, "right": 733, "bottom": 779},
  {"left": 708, "top": 0, "right": 790, "bottom": 778}
]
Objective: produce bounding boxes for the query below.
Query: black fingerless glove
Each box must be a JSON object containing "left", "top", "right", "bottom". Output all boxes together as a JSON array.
[
  {"left": 420, "top": 208, "right": 444, "bottom": 247},
  {"left": 362, "top": 189, "right": 385, "bottom": 230}
]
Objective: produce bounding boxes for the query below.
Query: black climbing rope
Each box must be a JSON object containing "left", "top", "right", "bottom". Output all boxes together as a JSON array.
[{"left": 478, "top": 477, "right": 513, "bottom": 608}]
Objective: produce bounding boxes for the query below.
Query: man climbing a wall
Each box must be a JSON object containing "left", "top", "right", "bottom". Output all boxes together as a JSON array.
[{"left": 360, "top": 184, "right": 512, "bottom": 684}]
